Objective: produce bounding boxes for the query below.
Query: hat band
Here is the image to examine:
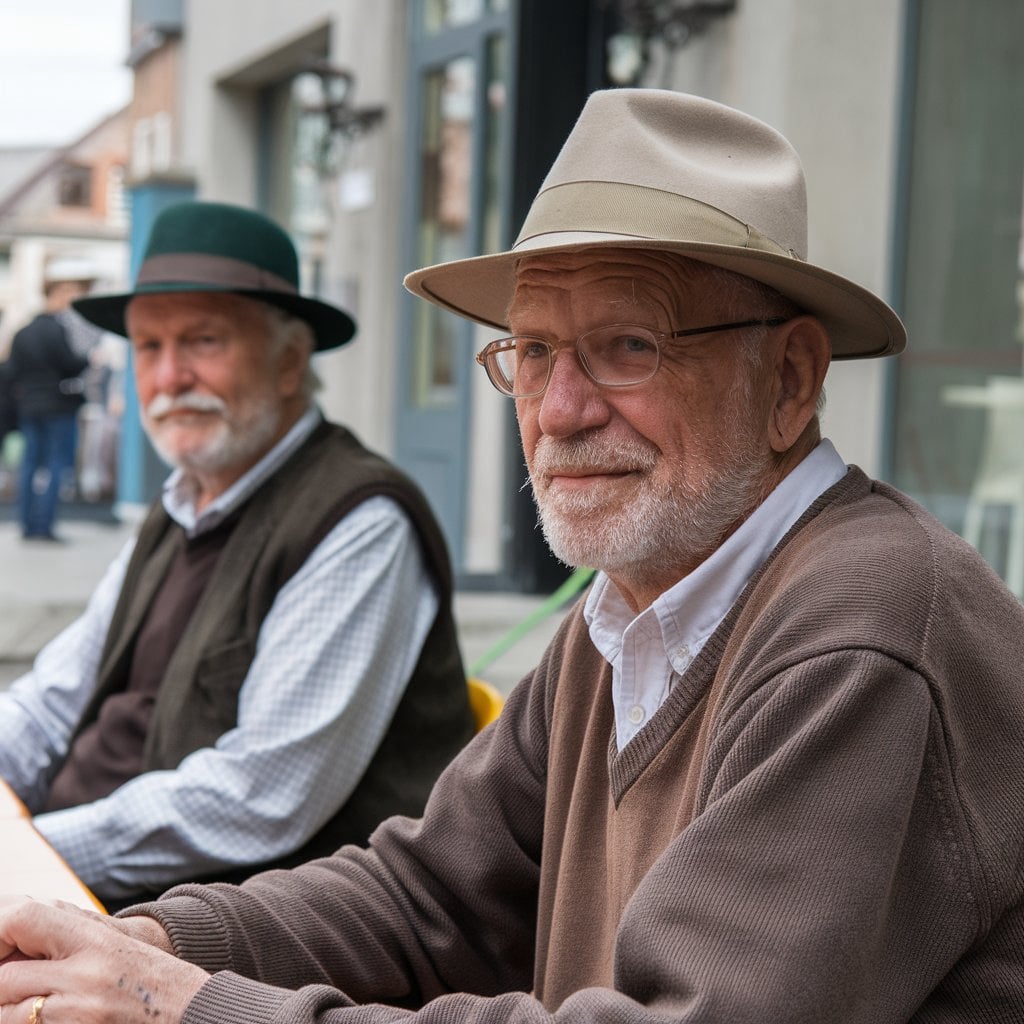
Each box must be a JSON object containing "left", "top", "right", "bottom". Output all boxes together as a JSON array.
[
  {"left": 513, "top": 181, "right": 802, "bottom": 260},
  {"left": 136, "top": 253, "right": 299, "bottom": 294}
]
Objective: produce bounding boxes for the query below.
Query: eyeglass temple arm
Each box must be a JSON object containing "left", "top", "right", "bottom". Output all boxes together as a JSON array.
[{"left": 668, "top": 316, "right": 789, "bottom": 339}]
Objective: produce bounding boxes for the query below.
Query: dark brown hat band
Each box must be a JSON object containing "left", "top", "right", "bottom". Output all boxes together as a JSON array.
[{"left": 136, "top": 253, "right": 298, "bottom": 294}]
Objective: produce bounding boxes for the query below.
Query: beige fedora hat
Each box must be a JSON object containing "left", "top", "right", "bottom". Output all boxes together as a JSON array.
[{"left": 405, "top": 88, "right": 905, "bottom": 359}]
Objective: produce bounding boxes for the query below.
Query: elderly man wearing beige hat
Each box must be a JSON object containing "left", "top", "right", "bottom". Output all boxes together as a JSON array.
[{"left": 3, "top": 89, "right": 1023, "bottom": 1024}]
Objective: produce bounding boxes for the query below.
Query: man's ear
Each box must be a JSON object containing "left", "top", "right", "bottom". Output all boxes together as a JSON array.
[
  {"left": 274, "top": 337, "right": 309, "bottom": 400},
  {"left": 767, "top": 316, "right": 831, "bottom": 454}
]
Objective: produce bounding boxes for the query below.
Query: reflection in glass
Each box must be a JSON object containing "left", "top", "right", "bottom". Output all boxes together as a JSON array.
[
  {"left": 414, "top": 57, "right": 476, "bottom": 407},
  {"left": 422, "top": 0, "right": 507, "bottom": 33},
  {"left": 423, "top": 0, "right": 484, "bottom": 33},
  {"left": 481, "top": 35, "right": 507, "bottom": 255},
  {"left": 892, "top": 0, "right": 1024, "bottom": 596}
]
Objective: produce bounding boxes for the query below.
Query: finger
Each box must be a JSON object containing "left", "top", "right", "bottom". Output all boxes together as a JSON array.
[
  {"left": 1, "top": 993, "right": 51, "bottom": 1024},
  {"left": 0, "top": 959, "right": 54, "bottom": 1009},
  {"left": 49, "top": 901, "right": 102, "bottom": 919},
  {"left": 0, "top": 902, "right": 77, "bottom": 963},
  {"left": 0, "top": 898, "right": 89, "bottom": 961},
  {"left": 0, "top": 897, "right": 35, "bottom": 962}
]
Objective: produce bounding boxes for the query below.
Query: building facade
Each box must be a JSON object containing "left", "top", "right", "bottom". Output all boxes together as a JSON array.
[
  {"left": 0, "top": 110, "right": 131, "bottom": 355},
  {"left": 121, "top": 0, "right": 1023, "bottom": 596}
]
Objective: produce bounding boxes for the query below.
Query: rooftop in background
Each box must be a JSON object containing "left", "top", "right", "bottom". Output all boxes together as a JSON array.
[{"left": 0, "top": 147, "right": 54, "bottom": 199}]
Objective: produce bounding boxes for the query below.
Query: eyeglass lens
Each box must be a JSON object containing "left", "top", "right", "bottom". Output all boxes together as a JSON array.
[{"left": 491, "top": 326, "right": 661, "bottom": 395}]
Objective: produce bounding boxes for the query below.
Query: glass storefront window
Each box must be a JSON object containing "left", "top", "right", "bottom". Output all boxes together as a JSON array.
[
  {"left": 481, "top": 34, "right": 507, "bottom": 255},
  {"left": 257, "top": 74, "right": 332, "bottom": 294},
  {"left": 892, "top": 0, "right": 1024, "bottom": 598},
  {"left": 413, "top": 57, "right": 476, "bottom": 407},
  {"left": 422, "top": 0, "right": 507, "bottom": 33}
]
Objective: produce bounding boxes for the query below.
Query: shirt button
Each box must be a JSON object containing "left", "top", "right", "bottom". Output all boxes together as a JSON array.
[
  {"left": 627, "top": 704, "right": 645, "bottom": 725},
  {"left": 672, "top": 644, "right": 692, "bottom": 671}
]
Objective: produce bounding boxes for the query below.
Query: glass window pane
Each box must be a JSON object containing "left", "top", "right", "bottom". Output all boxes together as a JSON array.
[
  {"left": 257, "top": 75, "right": 331, "bottom": 295},
  {"left": 481, "top": 34, "right": 507, "bottom": 255},
  {"left": 892, "top": 0, "right": 1024, "bottom": 596},
  {"left": 422, "top": 0, "right": 486, "bottom": 34},
  {"left": 413, "top": 57, "right": 476, "bottom": 407}
]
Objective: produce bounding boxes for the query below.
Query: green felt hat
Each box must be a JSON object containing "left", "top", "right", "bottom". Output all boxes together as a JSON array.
[{"left": 74, "top": 200, "right": 356, "bottom": 351}]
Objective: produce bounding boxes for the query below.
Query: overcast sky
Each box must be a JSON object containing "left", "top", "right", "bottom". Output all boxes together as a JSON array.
[{"left": 0, "top": 0, "right": 132, "bottom": 147}]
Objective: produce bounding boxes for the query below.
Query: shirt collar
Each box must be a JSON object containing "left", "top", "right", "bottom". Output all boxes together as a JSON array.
[
  {"left": 162, "top": 405, "right": 322, "bottom": 536},
  {"left": 585, "top": 439, "right": 848, "bottom": 665}
]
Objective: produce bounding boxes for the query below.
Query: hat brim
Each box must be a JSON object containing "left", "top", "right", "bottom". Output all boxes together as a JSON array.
[
  {"left": 404, "top": 236, "right": 905, "bottom": 360},
  {"left": 74, "top": 283, "right": 356, "bottom": 352}
]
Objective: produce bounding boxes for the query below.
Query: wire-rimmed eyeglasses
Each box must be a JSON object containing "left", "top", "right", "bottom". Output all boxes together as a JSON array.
[{"left": 475, "top": 317, "right": 790, "bottom": 398}]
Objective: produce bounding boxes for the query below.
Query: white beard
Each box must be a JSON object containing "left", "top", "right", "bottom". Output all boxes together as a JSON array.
[
  {"left": 144, "top": 390, "right": 281, "bottom": 477},
  {"left": 527, "top": 391, "right": 772, "bottom": 581}
]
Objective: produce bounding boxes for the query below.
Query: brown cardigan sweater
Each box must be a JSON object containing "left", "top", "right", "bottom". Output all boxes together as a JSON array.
[{"left": 135, "top": 469, "right": 1024, "bottom": 1023}]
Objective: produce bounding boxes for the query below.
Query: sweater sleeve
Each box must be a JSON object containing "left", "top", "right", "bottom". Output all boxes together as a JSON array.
[
  {"left": 126, "top": 640, "right": 554, "bottom": 1012},
  {"left": 131, "top": 647, "right": 1001, "bottom": 1024}
]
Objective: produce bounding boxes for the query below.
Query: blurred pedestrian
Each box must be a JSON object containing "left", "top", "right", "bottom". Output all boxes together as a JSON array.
[{"left": 5, "top": 259, "right": 96, "bottom": 541}]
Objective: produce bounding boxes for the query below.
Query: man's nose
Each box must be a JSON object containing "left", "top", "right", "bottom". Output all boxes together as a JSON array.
[
  {"left": 533, "top": 347, "right": 611, "bottom": 438},
  {"left": 149, "top": 345, "right": 195, "bottom": 394}
]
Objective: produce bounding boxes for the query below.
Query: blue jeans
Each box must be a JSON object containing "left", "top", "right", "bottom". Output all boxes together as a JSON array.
[{"left": 16, "top": 413, "right": 78, "bottom": 538}]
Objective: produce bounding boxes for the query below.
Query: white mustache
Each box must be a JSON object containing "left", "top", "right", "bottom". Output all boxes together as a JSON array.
[
  {"left": 146, "top": 392, "right": 228, "bottom": 420},
  {"left": 531, "top": 434, "right": 657, "bottom": 478}
]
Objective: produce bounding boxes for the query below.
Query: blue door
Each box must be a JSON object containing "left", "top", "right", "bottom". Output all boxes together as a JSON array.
[{"left": 396, "top": 2, "right": 512, "bottom": 574}]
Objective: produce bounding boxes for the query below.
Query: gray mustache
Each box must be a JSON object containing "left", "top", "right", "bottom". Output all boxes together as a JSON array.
[
  {"left": 532, "top": 435, "right": 657, "bottom": 476},
  {"left": 146, "top": 392, "right": 228, "bottom": 419}
]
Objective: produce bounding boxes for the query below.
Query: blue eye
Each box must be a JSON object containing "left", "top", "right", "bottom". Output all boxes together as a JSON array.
[
  {"left": 616, "top": 333, "right": 657, "bottom": 355},
  {"left": 519, "top": 340, "right": 548, "bottom": 360}
]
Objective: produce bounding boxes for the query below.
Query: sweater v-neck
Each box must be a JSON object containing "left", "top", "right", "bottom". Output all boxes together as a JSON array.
[{"left": 603, "top": 468, "right": 869, "bottom": 802}]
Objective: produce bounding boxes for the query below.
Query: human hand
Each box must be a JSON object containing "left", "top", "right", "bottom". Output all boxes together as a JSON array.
[
  {"left": 0, "top": 899, "right": 174, "bottom": 961},
  {"left": 0, "top": 896, "right": 208, "bottom": 1024}
]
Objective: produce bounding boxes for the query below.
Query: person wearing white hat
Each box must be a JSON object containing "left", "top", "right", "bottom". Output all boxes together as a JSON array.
[{"left": 2, "top": 89, "right": 1023, "bottom": 1024}]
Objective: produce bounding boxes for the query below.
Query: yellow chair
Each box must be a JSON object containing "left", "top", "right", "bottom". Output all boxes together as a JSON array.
[{"left": 467, "top": 677, "right": 504, "bottom": 732}]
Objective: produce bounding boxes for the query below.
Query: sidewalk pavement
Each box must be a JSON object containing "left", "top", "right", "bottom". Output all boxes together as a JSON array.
[{"left": 0, "top": 517, "right": 573, "bottom": 696}]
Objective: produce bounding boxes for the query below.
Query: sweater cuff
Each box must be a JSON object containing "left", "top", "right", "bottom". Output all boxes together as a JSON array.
[
  {"left": 182, "top": 971, "right": 294, "bottom": 1024},
  {"left": 116, "top": 887, "right": 234, "bottom": 974}
]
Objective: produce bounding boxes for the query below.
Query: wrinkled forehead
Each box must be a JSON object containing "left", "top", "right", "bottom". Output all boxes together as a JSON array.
[
  {"left": 125, "top": 290, "right": 271, "bottom": 331},
  {"left": 510, "top": 248, "right": 724, "bottom": 324}
]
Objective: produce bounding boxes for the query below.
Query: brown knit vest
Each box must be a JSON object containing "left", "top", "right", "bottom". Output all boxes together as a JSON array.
[{"left": 44, "top": 520, "right": 236, "bottom": 812}]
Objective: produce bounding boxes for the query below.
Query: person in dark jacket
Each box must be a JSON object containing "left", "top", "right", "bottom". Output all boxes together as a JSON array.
[{"left": 6, "top": 260, "right": 95, "bottom": 540}]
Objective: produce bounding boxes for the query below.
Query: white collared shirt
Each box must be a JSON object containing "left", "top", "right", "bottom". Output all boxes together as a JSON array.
[
  {"left": 585, "top": 439, "right": 848, "bottom": 750},
  {"left": 161, "top": 404, "right": 322, "bottom": 535}
]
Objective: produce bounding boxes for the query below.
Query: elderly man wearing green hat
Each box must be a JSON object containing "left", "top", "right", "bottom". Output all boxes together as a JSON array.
[
  {"left": 0, "top": 200, "right": 472, "bottom": 910},
  {"left": 3, "top": 90, "right": 1023, "bottom": 1024}
]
